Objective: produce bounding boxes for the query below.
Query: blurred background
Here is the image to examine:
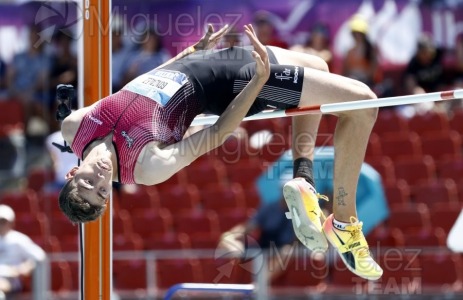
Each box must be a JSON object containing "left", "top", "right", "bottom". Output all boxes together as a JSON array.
[{"left": 1, "top": 0, "right": 463, "bottom": 299}]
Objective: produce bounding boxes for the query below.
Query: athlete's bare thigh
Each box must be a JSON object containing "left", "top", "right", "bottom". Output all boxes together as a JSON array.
[{"left": 268, "top": 46, "right": 375, "bottom": 109}]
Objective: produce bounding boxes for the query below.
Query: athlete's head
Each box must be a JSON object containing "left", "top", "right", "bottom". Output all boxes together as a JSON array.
[{"left": 59, "top": 149, "right": 113, "bottom": 223}]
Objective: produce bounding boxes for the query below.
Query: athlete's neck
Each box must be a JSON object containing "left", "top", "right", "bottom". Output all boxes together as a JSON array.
[{"left": 82, "top": 134, "right": 118, "bottom": 179}]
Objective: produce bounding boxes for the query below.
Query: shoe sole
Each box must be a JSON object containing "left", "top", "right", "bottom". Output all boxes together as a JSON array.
[
  {"left": 324, "top": 229, "right": 382, "bottom": 281},
  {"left": 283, "top": 182, "right": 328, "bottom": 252}
]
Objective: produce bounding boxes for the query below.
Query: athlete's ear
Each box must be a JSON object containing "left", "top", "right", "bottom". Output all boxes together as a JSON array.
[{"left": 65, "top": 166, "right": 79, "bottom": 180}]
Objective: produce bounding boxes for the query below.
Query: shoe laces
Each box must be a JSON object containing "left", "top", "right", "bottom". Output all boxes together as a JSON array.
[
  {"left": 315, "top": 193, "right": 329, "bottom": 220},
  {"left": 345, "top": 216, "right": 370, "bottom": 258}
]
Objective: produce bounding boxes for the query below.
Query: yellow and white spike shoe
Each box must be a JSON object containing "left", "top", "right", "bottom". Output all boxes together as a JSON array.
[
  {"left": 323, "top": 214, "right": 383, "bottom": 280},
  {"left": 283, "top": 178, "right": 329, "bottom": 252}
]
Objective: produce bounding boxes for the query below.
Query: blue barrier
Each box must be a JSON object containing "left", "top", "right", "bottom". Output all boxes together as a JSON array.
[{"left": 164, "top": 283, "right": 255, "bottom": 299}]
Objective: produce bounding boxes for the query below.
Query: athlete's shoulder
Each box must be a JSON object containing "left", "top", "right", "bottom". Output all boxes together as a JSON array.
[{"left": 61, "top": 103, "right": 98, "bottom": 144}]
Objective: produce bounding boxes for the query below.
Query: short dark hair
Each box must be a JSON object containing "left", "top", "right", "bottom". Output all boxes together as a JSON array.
[{"left": 58, "top": 180, "right": 106, "bottom": 224}]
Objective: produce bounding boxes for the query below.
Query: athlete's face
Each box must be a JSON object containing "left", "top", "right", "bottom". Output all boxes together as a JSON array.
[{"left": 65, "top": 151, "right": 113, "bottom": 206}]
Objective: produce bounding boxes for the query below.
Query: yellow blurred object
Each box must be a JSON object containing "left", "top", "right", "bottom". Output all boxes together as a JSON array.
[{"left": 349, "top": 14, "right": 369, "bottom": 34}]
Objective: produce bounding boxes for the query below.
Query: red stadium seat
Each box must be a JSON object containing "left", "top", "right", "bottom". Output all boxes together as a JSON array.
[
  {"left": 50, "top": 261, "right": 72, "bottom": 291},
  {"left": 154, "top": 168, "right": 188, "bottom": 191},
  {"left": 437, "top": 158, "right": 463, "bottom": 183},
  {"left": 157, "top": 184, "right": 200, "bottom": 212},
  {"left": 0, "top": 189, "right": 39, "bottom": 217},
  {"left": 408, "top": 111, "right": 450, "bottom": 136},
  {"left": 27, "top": 168, "right": 55, "bottom": 192},
  {"left": 35, "top": 236, "right": 62, "bottom": 253},
  {"left": 258, "top": 134, "right": 290, "bottom": 163},
  {"left": 330, "top": 256, "right": 368, "bottom": 288},
  {"left": 367, "top": 226, "right": 405, "bottom": 248},
  {"left": 113, "top": 234, "right": 144, "bottom": 251},
  {"left": 156, "top": 259, "right": 202, "bottom": 289},
  {"left": 219, "top": 208, "right": 252, "bottom": 232},
  {"left": 118, "top": 187, "right": 159, "bottom": 212},
  {"left": 112, "top": 209, "right": 134, "bottom": 238},
  {"left": 394, "top": 156, "right": 436, "bottom": 186},
  {"left": 403, "top": 227, "right": 446, "bottom": 248},
  {"left": 49, "top": 214, "right": 79, "bottom": 239},
  {"left": 186, "top": 159, "right": 228, "bottom": 186},
  {"left": 242, "top": 118, "right": 284, "bottom": 136},
  {"left": 242, "top": 184, "right": 261, "bottom": 209},
  {"left": 175, "top": 209, "right": 221, "bottom": 237},
  {"left": 189, "top": 232, "right": 221, "bottom": 249},
  {"left": 144, "top": 232, "right": 191, "bottom": 250},
  {"left": 226, "top": 160, "right": 265, "bottom": 188},
  {"left": 59, "top": 237, "right": 79, "bottom": 253},
  {"left": 420, "top": 130, "right": 462, "bottom": 162},
  {"left": 367, "top": 156, "right": 396, "bottom": 185},
  {"left": 419, "top": 253, "right": 463, "bottom": 289},
  {"left": 430, "top": 202, "right": 462, "bottom": 232},
  {"left": 67, "top": 261, "right": 79, "bottom": 290},
  {"left": 200, "top": 183, "right": 246, "bottom": 213},
  {"left": 450, "top": 108, "right": 463, "bottom": 138},
  {"left": 132, "top": 208, "right": 173, "bottom": 236},
  {"left": 15, "top": 213, "right": 50, "bottom": 240},
  {"left": 113, "top": 260, "right": 147, "bottom": 291},
  {"left": 365, "top": 133, "right": 382, "bottom": 160},
  {"left": 215, "top": 135, "right": 253, "bottom": 164},
  {"left": 372, "top": 253, "right": 421, "bottom": 293},
  {"left": 316, "top": 115, "right": 336, "bottom": 147},
  {"left": 413, "top": 179, "right": 459, "bottom": 208},
  {"left": 272, "top": 254, "right": 328, "bottom": 287},
  {"left": 384, "top": 180, "right": 411, "bottom": 208},
  {"left": 38, "top": 191, "right": 63, "bottom": 217},
  {"left": 0, "top": 100, "right": 24, "bottom": 137},
  {"left": 372, "top": 109, "right": 409, "bottom": 135},
  {"left": 380, "top": 132, "right": 422, "bottom": 161},
  {"left": 199, "top": 258, "right": 252, "bottom": 284},
  {"left": 388, "top": 203, "right": 431, "bottom": 232}
]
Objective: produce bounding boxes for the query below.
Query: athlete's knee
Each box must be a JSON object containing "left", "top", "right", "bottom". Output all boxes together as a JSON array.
[{"left": 343, "top": 87, "right": 378, "bottom": 124}]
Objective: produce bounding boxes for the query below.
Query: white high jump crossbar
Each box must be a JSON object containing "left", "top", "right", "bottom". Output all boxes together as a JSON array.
[{"left": 191, "top": 89, "right": 463, "bottom": 126}]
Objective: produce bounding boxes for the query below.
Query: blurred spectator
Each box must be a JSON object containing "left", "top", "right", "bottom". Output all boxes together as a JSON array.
[
  {"left": 449, "top": 34, "right": 463, "bottom": 112},
  {"left": 124, "top": 25, "right": 171, "bottom": 81},
  {"left": 0, "top": 205, "right": 46, "bottom": 297},
  {"left": 253, "top": 11, "right": 288, "bottom": 48},
  {"left": 217, "top": 196, "right": 300, "bottom": 283},
  {"left": 342, "top": 15, "right": 381, "bottom": 87},
  {"left": 404, "top": 33, "right": 444, "bottom": 95},
  {"left": 399, "top": 33, "right": 445, "bottom": 116},
  {"left": 454, "top": 34, "right": 463, "bottom": 88},
  {"left": 111, "top": 15, "right": 134, "bottom": 92},
  {"left": 221, "top": 27, "right": 241, "bottom": 48},
  {"left": 44, "top": 130, "right": 77, "bottom": 192},
  {"left": 291, "top": 23, "right": 332, "bottom": 67},
  {"left": 49, "top": 30, "right": 77, "bottom": 131},
  {"left": 6, "top": 25, "right": 51, "bottom": 136},
  {"left": 0, "top": 58, "right": 7, "bottom": 98}
]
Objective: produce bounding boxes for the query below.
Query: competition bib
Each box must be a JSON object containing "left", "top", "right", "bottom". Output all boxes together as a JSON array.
[{"left": 124, "top": 69, "right": 188, "bottom": 106}]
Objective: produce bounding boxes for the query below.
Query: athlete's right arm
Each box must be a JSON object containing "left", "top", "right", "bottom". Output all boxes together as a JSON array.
[{"left": 139, "top": 25, "right": 270, "bottom": 185}]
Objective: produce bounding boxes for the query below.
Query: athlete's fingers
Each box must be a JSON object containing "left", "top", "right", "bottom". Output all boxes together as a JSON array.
[
  {"left": 244, "top": 25, "right": 267, "bottom": 62},
  {"left": 205, "top": 24, "right": 214, "bottom": 38},
  {"left": 246, "top": 24, "right": 257, "bottom": 37},
  {"left": 252, "top": 50, "right": 269, "bottom": 80},
  {"left": 244, "top": 25, "right": 261, "bottom": 49},
  {"left": 211, "top": 24, "right": 230, "bottom": 41}
]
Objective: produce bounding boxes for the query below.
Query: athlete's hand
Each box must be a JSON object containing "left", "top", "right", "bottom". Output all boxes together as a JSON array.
[
  {"left": 244, "top": 24, "right": 270, "bottom": 83},
  {"left": 194, "top": 24, "right": 230, "bottom": 51}
]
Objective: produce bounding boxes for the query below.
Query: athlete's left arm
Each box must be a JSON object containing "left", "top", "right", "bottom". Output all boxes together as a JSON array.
[{"left": 155, "top": 24, "right": 230, "bottom": 70}]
